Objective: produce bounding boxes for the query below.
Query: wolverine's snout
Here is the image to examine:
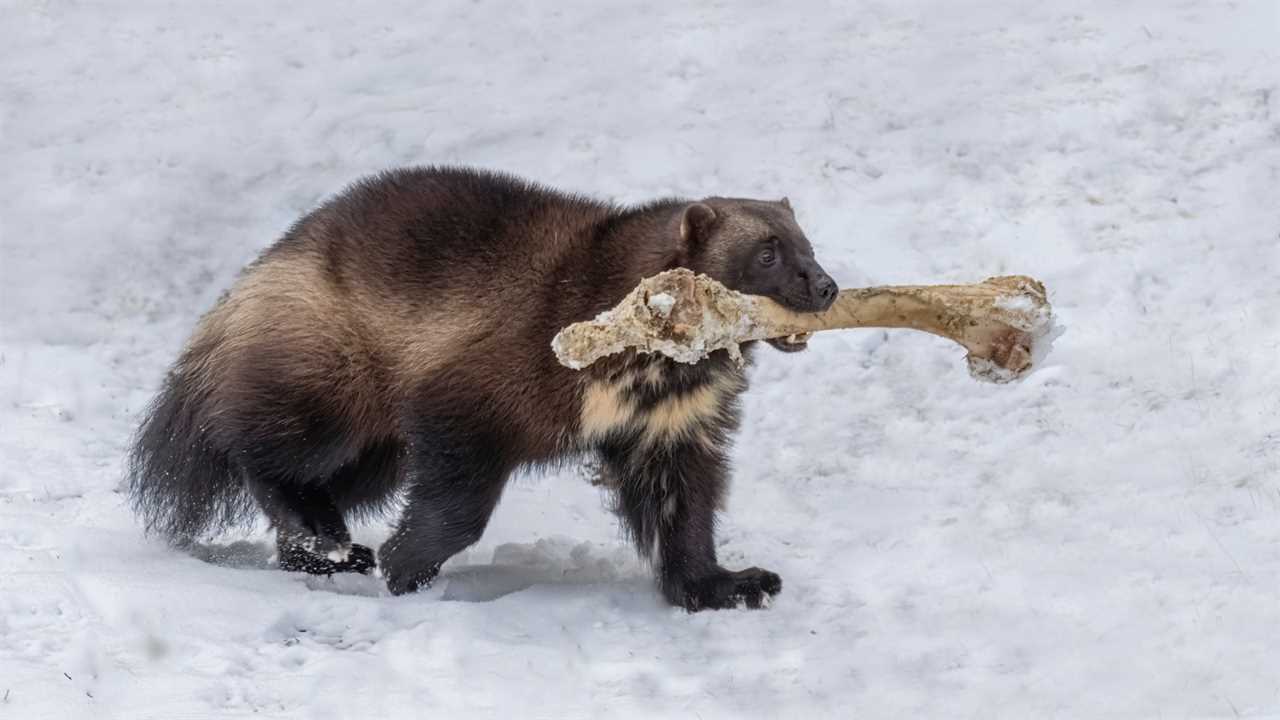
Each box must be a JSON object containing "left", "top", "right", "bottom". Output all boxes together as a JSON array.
[
  {"left": 788, "top": 260, "right": 838, "bottom": 313},
  {"left": 809, "top": 267, "right": 838, "bottom": 311}
]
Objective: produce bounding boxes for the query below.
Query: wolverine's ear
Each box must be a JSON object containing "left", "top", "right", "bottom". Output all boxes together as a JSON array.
[
  {"left": 779, "top": 197, "right": 793, "bottom": 212},
  {"left": 679, "top": 203, "right": 717, "bottom": 248}
]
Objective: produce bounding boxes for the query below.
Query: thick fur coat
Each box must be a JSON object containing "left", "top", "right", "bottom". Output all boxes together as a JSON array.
[{"left": 128, "top": 166, "right": 837, "bottom": 610}]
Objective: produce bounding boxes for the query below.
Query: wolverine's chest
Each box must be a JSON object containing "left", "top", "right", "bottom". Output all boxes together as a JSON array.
[{"left": 576, "top": 353, "right": 747, "bottom": 449}]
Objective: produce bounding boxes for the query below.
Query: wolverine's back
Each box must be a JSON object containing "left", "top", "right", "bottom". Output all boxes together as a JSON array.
[{"left": 188, "top": 167, "right": 611, "bottom": 459}]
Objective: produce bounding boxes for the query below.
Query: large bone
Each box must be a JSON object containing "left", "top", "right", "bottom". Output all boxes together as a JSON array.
[{"left": 551, "top": 268, "right": 1055, "bottom": 382}]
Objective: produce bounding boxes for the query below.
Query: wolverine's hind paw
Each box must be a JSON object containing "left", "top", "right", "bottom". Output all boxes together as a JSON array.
[
  {"left": 331, "top": 543, "right": 377, "bottom": 574},
  {"left": 278, "top": 541, "right": 377, "bottom": 576}
]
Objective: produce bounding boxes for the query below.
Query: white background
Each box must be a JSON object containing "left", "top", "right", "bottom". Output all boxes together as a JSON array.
[{"left": 2, "top": 1, "right": 1279, "bottom": 717}]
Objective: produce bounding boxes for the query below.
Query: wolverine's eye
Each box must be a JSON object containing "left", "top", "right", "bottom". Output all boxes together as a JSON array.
[{"left": 758, "top": 246, "right": 778, "bottom": 267}]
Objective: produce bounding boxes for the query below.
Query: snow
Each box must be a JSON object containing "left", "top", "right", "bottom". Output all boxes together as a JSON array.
[
  {"left": 2, "top": 0, "right": 1279, "bottom": 717},
  {"left": 993, "top": 293, "right": 1035, "bottom": 315},
  {"left": 964, "top": 355, "right": 1022, "bottom": 385},
  {"left": 646, "top": 292, "right": 676, "bottom": 317}
]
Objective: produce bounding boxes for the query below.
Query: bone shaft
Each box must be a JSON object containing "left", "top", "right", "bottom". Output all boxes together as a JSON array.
[{"left": 753, "top": 286, "right": 968, "bottom": 344}]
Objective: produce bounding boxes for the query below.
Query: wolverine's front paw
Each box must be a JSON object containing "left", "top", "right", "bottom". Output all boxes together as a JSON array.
[
  {"left": 382, "top": 562, "right": 442, "bottom": 596},
  {"left": 678, "top": 567, "right": 782, "bottom": 611}
]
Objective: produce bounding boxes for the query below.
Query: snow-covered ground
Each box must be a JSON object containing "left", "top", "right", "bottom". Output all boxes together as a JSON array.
[{"left": 3, "top": 0, "right": 1279, "bottom": 716}]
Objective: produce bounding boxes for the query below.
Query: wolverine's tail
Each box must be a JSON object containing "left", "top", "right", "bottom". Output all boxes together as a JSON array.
[{"left": 126, "top": 368, "right": 255, "bottom": 545}]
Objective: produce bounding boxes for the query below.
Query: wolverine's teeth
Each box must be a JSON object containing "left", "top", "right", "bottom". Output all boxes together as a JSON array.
[{"left": 781, "top": 332, "right": 812, "bottom": 345}]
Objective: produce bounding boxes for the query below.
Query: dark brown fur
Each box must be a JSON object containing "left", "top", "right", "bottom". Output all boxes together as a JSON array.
[{"left": 128, "top": 166, "right": 836, "bottom": 610}]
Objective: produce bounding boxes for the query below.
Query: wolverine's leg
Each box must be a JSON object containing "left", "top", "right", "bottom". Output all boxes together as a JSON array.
[
  {"left": 245, "top": 476, "right": 376, "bottom": 575},
  {"left": 378, "top": 424, "right": 510, "bottom": 595},
  {"left": 601, "top": 438, "right": 781, "bottom": 611}
]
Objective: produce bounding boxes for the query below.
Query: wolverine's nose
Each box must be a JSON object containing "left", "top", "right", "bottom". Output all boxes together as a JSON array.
[
  {"left": 808, "top": 271, "right": 839, "bottom": 308},
  {"left": 813, "top": 273, "right": 838, "bottom": 308}
]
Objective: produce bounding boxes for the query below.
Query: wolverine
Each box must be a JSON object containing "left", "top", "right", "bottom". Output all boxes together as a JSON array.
[{"left": 128, "top": 166, "right": 838, "bottom": 611}]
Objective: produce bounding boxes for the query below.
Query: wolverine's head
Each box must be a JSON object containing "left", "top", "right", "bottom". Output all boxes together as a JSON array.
[{"left": 673, "top": 197, "right": 838, "bottom": 352}]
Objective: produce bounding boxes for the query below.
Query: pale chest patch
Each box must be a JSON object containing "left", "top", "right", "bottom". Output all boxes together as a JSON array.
[
  {"left": 577, "top": 362, "right": 742, "bottom": 447},
  {"left": 579, "top": 380, "right": 635, "bottom": 441},
  {"left": 639, "top": 381, "right": 725, "bottom": 445}
]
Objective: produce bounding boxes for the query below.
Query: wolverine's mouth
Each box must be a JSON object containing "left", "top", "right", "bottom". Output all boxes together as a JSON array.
[{"left": 766, "top": 332, "right": 813, "bottom": 353}]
